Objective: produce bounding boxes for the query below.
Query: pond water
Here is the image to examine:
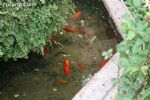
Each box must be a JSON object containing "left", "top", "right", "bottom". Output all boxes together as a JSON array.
[{"left": 0, "top": 1, "right": 118, "bottom": 100}]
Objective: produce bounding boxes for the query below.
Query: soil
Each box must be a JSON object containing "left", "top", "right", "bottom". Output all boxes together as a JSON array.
[{"left": 0, "top": 1, "right": 118, "bottom": 100}]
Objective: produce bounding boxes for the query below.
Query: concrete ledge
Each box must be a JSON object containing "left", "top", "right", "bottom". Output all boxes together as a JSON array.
[
  {"left": 102, "top": 0, "right": 129, "bottom": 39},
  {"left": 73, "top": 0, "right": 129, "bottom": 100},
  {"left": 73, "top": 53, "right": 120, "bottom": 100}
]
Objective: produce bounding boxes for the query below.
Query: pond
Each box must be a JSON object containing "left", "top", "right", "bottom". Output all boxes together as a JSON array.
[{"left": 0, "top": 1, "right": 118, "bottom": 100}]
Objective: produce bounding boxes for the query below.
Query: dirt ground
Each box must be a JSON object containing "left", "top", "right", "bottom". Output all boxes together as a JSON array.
[{"left": 0, "top": 1, "right": 118, "bottom": 100}]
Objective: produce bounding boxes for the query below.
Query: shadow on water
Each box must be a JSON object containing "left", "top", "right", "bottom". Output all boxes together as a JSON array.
[
  {"left": 0, "top": 53, "right": 47, "bottom": 88},
  {"left": 0, "top": 0, "right": 119, "bottom": 100}
]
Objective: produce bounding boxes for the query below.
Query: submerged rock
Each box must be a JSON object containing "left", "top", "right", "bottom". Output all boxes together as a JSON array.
[{"left": 52, "top": 88, "right": 57, "bottom": 92}]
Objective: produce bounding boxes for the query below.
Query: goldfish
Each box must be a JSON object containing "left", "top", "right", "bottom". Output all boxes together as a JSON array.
[
  {"left": 44, "top": 46, "right": 49, "bottom": 56},
  {"left": 49, "top": 32, "right": 61, "bottom": 44},
  {"left": 50, "top": 35, "right": 55, "bottom": 43},
  {"left": 72, "top": 11, "right": 81, "bottom": 20},
  {"left": 63, "top": 27, "right": 85, "bottom": 34},
  {"left": 99, "top": 59, "right": 109, "bottom": 69},
  {"left": 77, "top": 62, "right": 85, "bottom": 69},
  {"left": 56, "top": 80, "right": 68, "bottom": 84},
  {"left": 64, "top": 59, "right": 71, "bottom": 76}
]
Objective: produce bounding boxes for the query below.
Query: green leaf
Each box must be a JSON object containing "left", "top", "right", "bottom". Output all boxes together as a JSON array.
[
  {"left": 129, "top": 54, "right": 146, "bottom": 66},
  {"left": 127, "top": 31, "right": 135, "bottom": 40},
  {"left": 132, "top": 45, "right": 139, "bottom": 54},
  {"left": 131, "top": 0, "right": 141, "bottom": 7},
  {"left": 135, "top": 38, "right": 143, "bottom": 46},
  {"left": 127, "top": 20, "right": 135, "bottom": 30},
  {"left": 111, "top": 78, "right": 118, "bottom": 84},
  {"left": 102, "top": 49, "right": 113, "bottom": 60},
  {"left": 136, "top": 21, "right": 145, "bottom": 33},
  {"left": 121, "top": 13, "right": 131, "bottom": 21},
  {"left": 120, "top": 57, "right": 129, "bottom": 67},
  {"left": 118, "top": 85, "right": 128, "bottom": 92},
  {"left": 141, "top": 66, "right": 148, "bottom": 75},
  {"left": 0, "top": 49, "right": 3, "bottom": 56},
  {"left": 140, "top": 88, "right": 150, "bottom": 99},
  {"left": 40, "top": 0, "right": 46, "bottom": 4},
  {"left": 20, "top": 0, "right": 26, "bottom": 2},
  {"left": 140, "top": 27, "right": 150, "bottom": 42},
  {"left": 121, "top": 77, "right": 131, "bottom": 84}
]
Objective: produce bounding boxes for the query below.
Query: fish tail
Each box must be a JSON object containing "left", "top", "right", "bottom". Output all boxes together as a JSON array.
[
  {"left": 44, "top": 46, "right": 49, "bottom": 56},
  {"left": 76, "top": 30, "right": 86, "bottom": 34}
]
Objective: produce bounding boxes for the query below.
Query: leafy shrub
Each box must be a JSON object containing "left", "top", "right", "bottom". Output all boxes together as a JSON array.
[
  {"left": 115, "top": 0, "right": 150, "bottom": 99},
  {"left": 0, "top": 0, "right": 72, "bottom": 60}
]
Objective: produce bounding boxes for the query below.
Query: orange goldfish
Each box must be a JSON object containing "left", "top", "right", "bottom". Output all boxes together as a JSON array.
[
  {"left": 99, "top": 59, "right": 109, "bottom": 69},
  {"left": 72, "top": 11, "right": 81, "bottom": 20},
  {"left": 44, "top": 46, "right": 49, "bottom": 56},
  {"left": 50, "top": 35, "right": 55, "bottom": 43},
  {"left": 77, "top": 62, "right": 85, "bottom": 70},
  {"left": 56, "top": 80, "right": 68, "bottom": 84},
  {"left": 64, "top": 59, "right": 71, "bottom": 76},
  {"left": 49, "top": 32, "right": 60, "bottom": 43},
  {"left": 63, "top": 27, "right": 85, "bottom": 34}
]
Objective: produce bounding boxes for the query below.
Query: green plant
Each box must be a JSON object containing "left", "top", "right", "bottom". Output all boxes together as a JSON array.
[
  {"left": 0, "top": 0, "right": 73, "bottom": 60},
  {"left": 102, "top": 49, "right": 113, "bottom": 60},
  {"left": 115, "top": 0, "right": 150, "bottom": 99}
]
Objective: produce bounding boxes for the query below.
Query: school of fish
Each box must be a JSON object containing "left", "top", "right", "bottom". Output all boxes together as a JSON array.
[{"left": 44, "top": 11, "right": 109, "bottom": 76}]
